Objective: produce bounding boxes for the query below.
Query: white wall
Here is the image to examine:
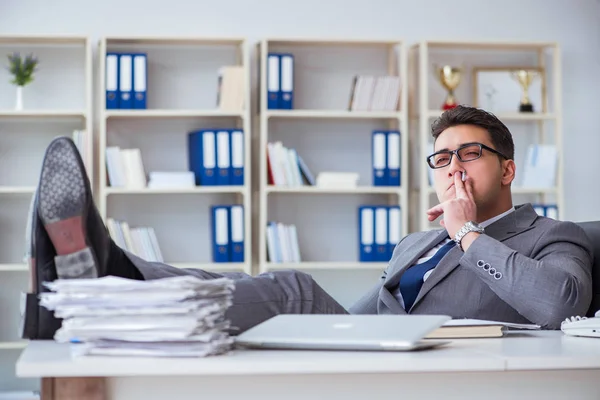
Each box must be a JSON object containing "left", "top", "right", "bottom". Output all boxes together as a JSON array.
[{"left": 1, "top": 0, "right": 599, "bottom": 221}]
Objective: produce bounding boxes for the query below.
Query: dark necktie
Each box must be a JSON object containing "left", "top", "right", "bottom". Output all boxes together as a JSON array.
[{"left": 399, "top": 240, "right": 456, "bottom": 311}]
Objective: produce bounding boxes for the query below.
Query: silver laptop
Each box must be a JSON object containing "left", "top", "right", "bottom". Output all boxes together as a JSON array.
[{"left": 235, "top": 314, "right": 451, "bottom": 351}]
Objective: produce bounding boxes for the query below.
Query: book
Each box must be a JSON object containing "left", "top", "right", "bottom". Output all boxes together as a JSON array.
[{"left": 425, "top": 318, "right": 541, "bottom": 339}]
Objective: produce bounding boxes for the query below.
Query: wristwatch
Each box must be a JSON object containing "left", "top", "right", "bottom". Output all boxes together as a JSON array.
[{"left": 454, "top": 221, "right": 485, "bottom": 250}]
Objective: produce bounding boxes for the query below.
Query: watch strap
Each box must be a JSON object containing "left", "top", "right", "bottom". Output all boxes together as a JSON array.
[{"left": 453, "top": 221, "right": 484, "bottom": 250}]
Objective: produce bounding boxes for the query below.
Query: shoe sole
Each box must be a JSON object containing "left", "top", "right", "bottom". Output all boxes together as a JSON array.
[{"left": 38, "top": 138, "right": 88, "bottom": 256}]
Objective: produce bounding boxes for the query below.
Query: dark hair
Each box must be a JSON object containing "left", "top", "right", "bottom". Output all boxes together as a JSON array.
[{"left": 431, "top": 105, "right": 515, "bottom": 160}]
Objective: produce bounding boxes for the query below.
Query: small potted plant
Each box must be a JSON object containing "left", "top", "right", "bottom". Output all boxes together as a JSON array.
[{"left": 7, "top": 52, "right": 39, "bottom": 110}]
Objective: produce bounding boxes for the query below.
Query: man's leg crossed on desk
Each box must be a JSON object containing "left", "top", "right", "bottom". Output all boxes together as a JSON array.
[{"left": 21, "top": 136, "right": 347, "bottom": 340}]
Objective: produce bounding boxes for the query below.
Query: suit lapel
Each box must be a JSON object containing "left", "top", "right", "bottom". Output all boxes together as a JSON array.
[
  {"left": 408, "top": 204, "right": 538, "bottom": 312},
  {"left": 384, "top": 229, "right": 448, "bottom": 289},
  {"left": 378, "top": 229, "right": 448, "bottom": 314}
]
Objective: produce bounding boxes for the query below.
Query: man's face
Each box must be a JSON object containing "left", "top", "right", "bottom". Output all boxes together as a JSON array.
[{"left": 431, "top": 124, "right": 512, "bottom": 208}]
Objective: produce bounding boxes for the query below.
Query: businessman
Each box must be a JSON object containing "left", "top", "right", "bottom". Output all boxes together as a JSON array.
[{"left": 22, "top": 106, "right": 593, "bottom": 340}]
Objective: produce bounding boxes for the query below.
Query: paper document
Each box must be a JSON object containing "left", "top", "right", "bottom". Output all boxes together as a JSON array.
[
  {"left": 443, "top": 318, "right": 541, "bottom": 330},
  {"left": 40, "top": 275, "right": 235, "bottom": 357},
  {"left": 71, "top": 339, "right": 233, "bottom": 358}
]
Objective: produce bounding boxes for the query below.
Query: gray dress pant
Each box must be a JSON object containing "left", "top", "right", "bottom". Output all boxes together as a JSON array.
[{"left": 121, "top": 250, "right": 349, "bottom": 334}]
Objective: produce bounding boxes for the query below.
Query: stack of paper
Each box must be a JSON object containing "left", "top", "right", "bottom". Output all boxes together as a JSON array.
[{"left": 39, "top": 275, "right": 235, "bottom": 357}]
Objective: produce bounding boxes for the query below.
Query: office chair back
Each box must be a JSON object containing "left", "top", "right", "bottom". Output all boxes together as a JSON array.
[{"left": 576, "top": 221, "right": 600, "bottom": 317}]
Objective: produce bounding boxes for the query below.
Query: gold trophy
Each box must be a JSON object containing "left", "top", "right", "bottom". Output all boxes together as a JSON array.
[
  {"left": 436, "top": 65, "right": 462, "bottom": 110},
  {"left": 511, "top": 69, "right": 539, "bottom": 112}
]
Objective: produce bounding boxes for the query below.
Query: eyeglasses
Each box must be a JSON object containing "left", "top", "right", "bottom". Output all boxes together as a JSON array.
[{"left": 427, "top": 142, "right": 509, "bottom": 169}]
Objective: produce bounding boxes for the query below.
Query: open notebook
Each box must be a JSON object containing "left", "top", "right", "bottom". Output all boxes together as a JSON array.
[{"left": 425, "top": 319, "right": 541, "bottom": 339}]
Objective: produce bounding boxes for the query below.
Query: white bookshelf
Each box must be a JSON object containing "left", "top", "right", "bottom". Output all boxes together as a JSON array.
[
  {"left": 97, "top": 36, "right": 252, "bottom": 274},
  {"left": 0, "top": 34, "right": 92, "bottom": 392},
  {"left": 410, "top": 40, "right": 562, "bottom": 232},
  {"left": 256, "top": 38, "right": 408, "bottom": 308}
]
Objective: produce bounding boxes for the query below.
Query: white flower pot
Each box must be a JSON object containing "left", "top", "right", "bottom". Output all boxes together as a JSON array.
[{"left": 15, "top": 86, "right": 23, "bottom": 111}]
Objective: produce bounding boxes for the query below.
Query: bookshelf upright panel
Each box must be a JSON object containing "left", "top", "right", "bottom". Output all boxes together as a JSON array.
[{"left": 97, "top": 36, "right": 252, "bottom": 274}]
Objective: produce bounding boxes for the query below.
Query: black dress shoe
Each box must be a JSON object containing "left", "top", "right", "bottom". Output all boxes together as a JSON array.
[
  {"left": 21, "top": 136, "right": 112, "bottom": 339},
  {"left": 20, "top": 192, "right": 62, "bottom": 340}
]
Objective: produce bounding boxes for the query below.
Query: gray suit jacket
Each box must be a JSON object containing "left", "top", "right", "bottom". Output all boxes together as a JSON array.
[{"left": 349, "top": 203, "right": 594, "bottom": 329}]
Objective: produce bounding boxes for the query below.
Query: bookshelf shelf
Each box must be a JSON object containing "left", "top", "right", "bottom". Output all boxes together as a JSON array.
[
  {"left": 105, "top": 186, "right": 246, "bottom": 195},
  {"left": 416, "top": 39, "right": 556, "bottom": 51},
  {"left": 265, "top": 38, "right": 404, "bottom": 47},
  {"left": 0, "top": 186, "right": 36, "bottom": 194},
  {"left": 265, "top": 261, "right": 388, "bottom": 270},
  {"left": 257, "top": 37, "right": 409, "bottom": 291},
  {"left": 426, "top": 110, "right": 556, "bottom": 121},
  {"left": 170, "top": 262, "right": 247, "bottom": 272},
  {"left": 0, "top": 35, "right": 87, "bottom": 45},
  {"left": 266, "top": 186, "right": 402, "bottom": 195},
  {"left": 103, "top": 36, "right": 246, "bottom": 47},
  {"left": 266, "top": 110, "right": 402, "bottom": 120},
  {"left": 0, "top": 264, "right": 28, "bottom": 272},
  {"left": 0, "top": 110, "right": 87, "bottom": 119},
  {"left": 105, "top": 109, "right": 245, "bottom": 119},
  {"left": 97, "top": 36, "right": 252, "bottom": 275},
  {"left": 0, "top": 341, "right": 28, "bottom": 350},
  {"left": 411, "top": 40, "right": 563, "bottom": 231},
  {"left": 511, "top": 187, "right": 559, "bottom": 194}
]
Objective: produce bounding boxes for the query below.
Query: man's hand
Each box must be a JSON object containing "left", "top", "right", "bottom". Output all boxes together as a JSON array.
[{"left": 427, "top": 171, "right": 477, "bottom": 239}]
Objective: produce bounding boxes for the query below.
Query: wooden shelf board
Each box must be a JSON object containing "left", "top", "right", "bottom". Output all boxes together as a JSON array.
[
  {"left": 0, "top": 110, "right": 86, "bottom": 119},
  {"left": 170, "top": 262, "right": 247, "bottom": 272},
  {"left": 414, "top": 40, "right": 556, "bottom": 51},
  {"left": 0, "top": 35, "right": 87, "bottom": 45},
  {"left": 104, "top": 109, "right": 244, "bottom": 119},
  {"left": 104, "top": 36, "right": 245, "bottom": 46},
  {"left": 0, "top": 186, "right": 36, "bottom": 194},
  {"left": 266, "top": 110, "right": 402, "bottom": 119},
  {"left": 264, "top": 261, "right": 388, "bottom": 270},
  {"left": 265, "top": 38, "right": 402, "bottom": 47},
  {"left": 0, "top": 264, "right": 28, "bottom": 272},
  {"left": 266, "top": 186, "right": 401, "bottom": 195},
  {"left": 105, "top": 186, "right": 245, "bottom": 195}
]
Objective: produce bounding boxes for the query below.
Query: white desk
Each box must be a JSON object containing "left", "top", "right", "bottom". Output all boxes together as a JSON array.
[{"left": 16, "top": 331, "right": 600, "bottom": 400}]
